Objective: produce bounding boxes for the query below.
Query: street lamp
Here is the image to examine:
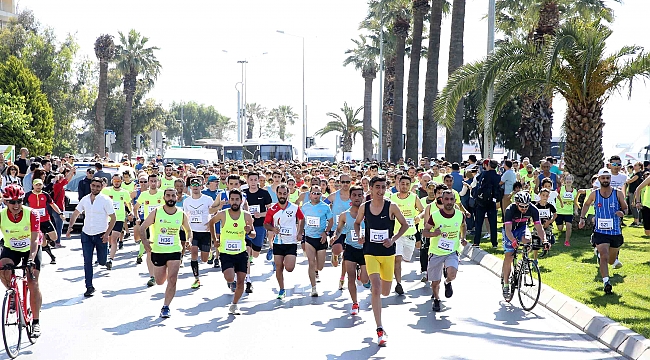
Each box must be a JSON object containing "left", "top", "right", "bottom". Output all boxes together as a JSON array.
[
  {"left": 276, "top": 30, "right": 306, "bottom": 161},
  {"left": 484, "top": 0, "right": 496, "bottom": 159}
]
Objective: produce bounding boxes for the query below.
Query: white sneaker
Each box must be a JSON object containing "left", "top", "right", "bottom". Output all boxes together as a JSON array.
[
  {"left": 613, "top": 259, "right": 623, "bottom": 269},
  {"left": 228, "top": 304, "right": 240, "bottom": 315},
  {"left": 310, "top": 286, "right": 318, "bottom": 297}
]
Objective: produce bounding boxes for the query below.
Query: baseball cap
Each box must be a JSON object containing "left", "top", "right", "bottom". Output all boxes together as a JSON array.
[
  {"left": 207, "top": 175, "right": 218, "bottom": 183},
  {"left": 33, "top": 179, "right": 43, "bottom": 185},
  {"left": 598, "top": 168, "right": 612, "bottom": 177},
  {"left": 189, "top": 178, "right": 202, "bottom": 187}
]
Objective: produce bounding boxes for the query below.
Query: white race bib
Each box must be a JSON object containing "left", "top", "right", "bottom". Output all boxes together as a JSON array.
[
  {"left": 437, "top": 238, "right": 455, "bottom": 252},
  {"left": 190, "top": 216, "right": 202, "bottom": 224},
  {"left": 148, "top": 205, "right": 158, "bottom": 214},
  {"left": 10, "top": 238, "right": 29, "bottom": 249},
  {"left": 306, "top": 216, "right": 320, "bottom": 227},
  {"left": 35, "top": 208, "right": 46, "bottom": 218},
  {"left": 225, "top": 240, "right": 242, "bottom": 252},
  {"left": 597, "top": 218, "right": 613, "bottom": 230},
  {"left": 279, "top": 227, "right": 293, "bottom": 236},
  {"left": 369, "top": 229, "right": 389, "bottom": 243},
  {"left": 157, "top": 235, "right": 174, "bottom": 246},
  {"left": 249, "top": 205, "right": 260, "bottom": 214},
  {"left": 350, "top": 230, "right": 359, "bottom": 241},
  {"left": 562, "top": 192, "right": 574, "bottom": 200},
  {"left": 405, "top": 218, "right": 415, "bottom": 227},
  {"left": 112, "top": 201, "right": 121, "bottom": 210},
  {"left": 538, "top": 209, "right": 551, "bottom": 219}
]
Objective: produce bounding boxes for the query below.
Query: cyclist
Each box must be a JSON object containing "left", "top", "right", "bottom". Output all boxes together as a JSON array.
[
  {"left": 501, "top": 191, "right": 546, "bottom": 299},
  {"left": 0, "top": 185, "right": 43, "bottom": 338}
]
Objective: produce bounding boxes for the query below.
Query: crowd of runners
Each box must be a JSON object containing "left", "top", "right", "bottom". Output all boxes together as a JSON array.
[{"left": 0, "top": 147, "right": 648, "bottom": 346}]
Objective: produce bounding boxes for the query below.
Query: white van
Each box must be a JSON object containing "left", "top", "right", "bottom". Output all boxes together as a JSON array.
[
  {"left": 163, "top": 146, "right": 220, "bottom": 166},
  {"left": 306, "top": 146, "right": 337, "bottom": 162}
]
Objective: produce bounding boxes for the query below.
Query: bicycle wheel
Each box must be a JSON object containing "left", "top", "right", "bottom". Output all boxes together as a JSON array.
[
  {"left": 504, "top": 259, "right": 518, "bottom": 303},
  {"left": 24, "top": 288, "right": 36, "bottom": 345},
  {"left": 518, "top": 259, "right": 542, "bottom": 311},
  {"left": 2, "top": 290, "right": 21, "bottom": 358}
]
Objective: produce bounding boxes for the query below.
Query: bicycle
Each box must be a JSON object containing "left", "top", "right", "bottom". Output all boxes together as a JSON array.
[
  {"left": 1, "top": 263, "right": 37, "bottom": 358},
  {"left": 503, "top": 243, "right": 543, "bottom": 311}
]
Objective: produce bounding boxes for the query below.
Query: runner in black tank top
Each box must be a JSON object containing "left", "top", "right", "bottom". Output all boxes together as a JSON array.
[{"left": 363, "top": 200, "right": 395, "bottom": 256}]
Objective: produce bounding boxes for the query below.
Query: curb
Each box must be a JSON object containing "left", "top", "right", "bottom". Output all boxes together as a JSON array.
[{"left": 461, "top": 245, "right": 650, "bottom": 360}]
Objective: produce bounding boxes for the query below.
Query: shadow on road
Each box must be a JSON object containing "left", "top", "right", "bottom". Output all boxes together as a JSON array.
[
  {"left": 103, "top": 315, "right": 165, "bottom": 335},
  {"left": 177, "top": 294, "right": 232, "bottom": 317},
  {"left": 175, "top": 316, "right": 234, "bottom": 337},
  {"left": 325, "top": 337, "right": 381, "bottom": 360}
]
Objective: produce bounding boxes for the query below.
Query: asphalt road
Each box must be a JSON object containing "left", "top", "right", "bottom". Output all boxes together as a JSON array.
[{"left": 0, "top": 232, "right": 623, "bottom": 360}]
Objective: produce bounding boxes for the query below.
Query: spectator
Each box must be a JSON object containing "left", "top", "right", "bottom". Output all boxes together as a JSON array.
[
  {"left": 500, "top": 160, "right": 517, "bottom": 221},
  {"left": 472, "top": 159, "right": 501, "bottom": 248},
  {"left": 94, "top": 162, "right": 112, "bottom": 183},
  {"left": 52, "top": 167, "right": 76, "bottom": 245},
  {"left": 23, "top": 162, "right": 41, "bottom": 192},
  {"left": 450, "top": 162, "right": 464, "bottom": 193},
  {"left": 78, "top": 168, "right": 94, "bottom": 201},
  {"left": 15, "top": 147, "right": 30, "bottom": 178},
  {"left": 2, "top": 165, "right": 22, "bottom": 189},
  {"left": 0, "top": 153, "right": 7, "bottom": 176},
  {"left": 135, "top": 156, "right": 145, "bottom": 171}
]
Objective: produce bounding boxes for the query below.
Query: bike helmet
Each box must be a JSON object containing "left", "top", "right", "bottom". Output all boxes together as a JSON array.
[
  {"left": 3, "top": 184, "right": 25, "bottom": 201},
  {"left": 513, "top": 190, "right": 531, "bottom": 205}
]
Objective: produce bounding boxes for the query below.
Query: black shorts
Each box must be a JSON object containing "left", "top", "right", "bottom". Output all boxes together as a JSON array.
[
  {"left": 151, "top": 252, "right": 181, "bottom": 267},
  {"left": 113, "top": 221, "right": 124, "bottom": 233},
  {"left": 305, "top": 236, "right": 327, "bottom": 251},
  {"left": 591, "top": 232, "right": 624, "bottom": 249},
  {"left": 0, "top": 246, "right": 42, "bottom": 271},
  {"left": 192, "top": 232, "right": 212, "bottom": 253},
  {"left": 219, "top": 251, "right": 248, "bottom": 273},
  {"left": 180, "top": 229, "right": 186, "bottom": 243},
  {"left": 641, "top": 207, "right": 650, "bottom": 230},
  {"left": 40, "top": 220, "right": 55, "bottom": 234},
  {"left": 273, "top": 243, "right": 297, "bottom": 257},
  {"left": 246, "top": 239, "right": 262, "bottom": 253},
  {"left": 555, "top": 214, "right": 573, "bottom": 225},
  {"left": 333, "top": 233, "right": 346, "bottom": 246},
  {"left": 343, "top": 245, "right": 365, "bottom": 265}
]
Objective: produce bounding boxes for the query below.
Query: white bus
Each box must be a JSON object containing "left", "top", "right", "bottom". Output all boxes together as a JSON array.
[
  {"left": 194, "top": 139, "right": 243, "bottom": 161},
  {"left": 242, "top": 139, "right": 297, "bottom": 161},
  {"left": 306, "top": 146, "right": 337, "bottom": 162},
  {"left": 163, "top": 146, "right": 220, "bottom": 166}
]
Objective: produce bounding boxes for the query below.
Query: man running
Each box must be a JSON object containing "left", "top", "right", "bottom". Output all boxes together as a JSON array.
[
  {"left": 133, "top": 174, "right": 164, "bottom": 287},
  {"left": 579, "top": 168, "right": 627, "bottom": 294},
  {"left": 422, "top": 190, "right": 466, "bottom": 312},
  {"left": 0, "top": 185, "right": 44, "bottom": 337},
  {"left": 131, "top": 175, "right": 148, "bottom": 264},
  {"left": 24, "top": 179, "right": 62, "bottom": 264},
  {"left": 207, "top": 189, "right": 255, "bottom": 315},
  {"left": 301, "top": 185, "right": 333, "bottom": 297},
  {"left": 327, "top": 173, "right": 352, "bottom": 288},
  {"left": 140, "top": 187, "right": 192, "bottom": 318},
  {"left": 354, "top": 176, "right": 409, "bottom": 347},
  {"left": 264, "top": 184, "right": 304, "bottom": 299},
  {"left": 243, "top": 172, "right": 273, "bottom": 274},
  {"left": 184, "top": 177, "right": 217, "bottom": 289},
  {"left": 101, "top": 174, "right": 132, "bottom": 270},
  {"left": 160, "top": 163, "right": 177, "bottom": 190}
]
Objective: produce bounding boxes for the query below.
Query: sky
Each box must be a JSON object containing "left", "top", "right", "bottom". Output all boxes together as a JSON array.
[{"left": 17, "top": 0, "right": 650, "bottom": 160}]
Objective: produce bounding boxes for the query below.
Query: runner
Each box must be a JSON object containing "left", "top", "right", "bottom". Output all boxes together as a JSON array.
[
  {"left": 327, "top": 173, "right": 352, "bottom": 287},
  {"left": 354, "top": 176, "right": 409, "bottom": 347},
  {"left": 301, "top": 185, "right": 333, "bottom": 297},
  {"left": 633, "top": 171, "right": 650, "bottom": 237},
  {"left": 139, "top": 187, "right": 192, "bottom": 318},
  {"left": 101, "top": 174, "right": 132, "bottom": 270},
  {"left": 133, "top": 174, "right": 164, "bottom": 287},
  {"left": 24, "top": 179, "right": 62, "bottom": 264},
  {"left": 160, "top": 163, "right": 177, "bottom": 190},
  {"left": 579, "top": 168, "right": 627, "bottom": 295},
  {"left": 264, "top": 184, "right": 304, "bottom": 299},
  {"left": 208, "top": 188, "right": 255, "bottom": 315},
  {"left": 184, "top": 177, "right": 217, "bottom": 289},
  {"left": 174, "top": 178, "right": 189, "bottom": 267},
  {"left": 422, "top": 190, "right": 466, "bottom": 312},
  {"left": 555, "top": 174, "right": 577, "bottom": 246},
  {"left": 0, "top": 185, "right": 43, "bottom": 337},
  {"left": 131, "top": 175, "right": 148, "bottom": 264}
]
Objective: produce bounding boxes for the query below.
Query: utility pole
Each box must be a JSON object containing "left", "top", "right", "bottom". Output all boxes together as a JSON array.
[{"left": 484, "top": 0, "right": 496, "bottom": 159}]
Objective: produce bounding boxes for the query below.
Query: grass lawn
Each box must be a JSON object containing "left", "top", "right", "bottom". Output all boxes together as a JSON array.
[{"left": 475, "top": 215, "right": 650, "bottom": 339}]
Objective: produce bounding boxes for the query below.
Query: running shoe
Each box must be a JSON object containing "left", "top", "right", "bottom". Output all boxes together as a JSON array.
[
  {"left": 228, "top": 304, "right": 240, "bottom": 315},
  {"left": 421, "top": 273, "right": 428, "bottom": 282},
  {"left": 339, "top": 278, "right": 345, "bottom": 291},
  {"left": 106, "top": 260, "right": 112, "bottom": 270},
  {"left": 245, "top": 282, "right": 253, "bottom": 294},
  {"left": 432, "top": 298, "right": 441, "bottom": 312},
  {"left": 444, "top": 281, "right": 453, "bottom": 298},
  {"left": 564, "top": 240, "right": 570, "bottom": 247},
  {"left": 160, "top": 306, "right": 171, "bottom": 318},
  {"left": 249, "top": 255, "right": 254, "bottom": 264},
  {"left": 50, "top": 257, "right": 56, "bottom": 265},
  {"left": 502, "top": 285, "right": 511, "bottom": 301},
  {"left": 147, "top": 276, "right": 155, "bottom": 287},
  {"left": 315, "top": 271, "right": 320, "bottom": 283},
  {"left": 124, "top": 232, "right": 130, "bottom": 239},
  {"left": 613, "top": 259, "right": 623, "bottom": 269},
  {"left": 363, "top": 281, "right": 371, "bottom": 289},
  {"left": 230, "top": 281, "right": 237, "bottom": 293},
  {"left": 191, "top": 279, "right": 200, "bottom": 289},
  {"left": 118, "top": 240, "right": 124, "bottom": 250},
  {"left": 377, "top": 328, "right": 387, "bottom": 347},
  {"left": 310, "top": 286, "right": 318, "bottom": 297},
  {"left": 351, "top": 303, "right": 359, "bottom": 315},
  {"left": 266, "top": 248, "right": 273, "bottom": 261},
  {"left": 207, "top": 252, "right": 214, "bottom": 265},
  {"left": 213, "top": 258, "right": 220, "bottom": 268},
  {"left": 395, "top": 283, "right": 404, "bottom": 295},
  {"left": 136, "top": 256, "right": 143, "bottom": 265},
  {"left": 31, "top": 323, "right": 41, "bottom": 338},
  {"left": 277, "top": 289, "right": 286, "bottom": 299},
  {"left": 84, "top": 287, "right": 96, "bottom": 297},
  {"left": 604, "top": 281, "right": 613, "bottom": 294}
]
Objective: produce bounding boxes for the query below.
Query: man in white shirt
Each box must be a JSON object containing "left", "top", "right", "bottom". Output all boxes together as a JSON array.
[{"left": 66, "top": 177, "right": 117, "bottom": 297}]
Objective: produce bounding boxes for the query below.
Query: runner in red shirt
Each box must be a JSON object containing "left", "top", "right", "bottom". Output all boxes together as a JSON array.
[{"left": 24, "top": 179, "right": 62, "bottom": 264}]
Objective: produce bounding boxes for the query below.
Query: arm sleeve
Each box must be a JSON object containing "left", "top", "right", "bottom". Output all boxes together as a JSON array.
[
  {"left": 296, "top": 207, "right": 304, "bottom": 221},
  {"left": 263, "top": 205, "right": 276, "bottom": 225}
]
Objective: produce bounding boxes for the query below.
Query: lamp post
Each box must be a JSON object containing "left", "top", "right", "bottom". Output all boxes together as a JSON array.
[
  {"left": 484, "top": 0, "right": 496, "bottom": 159},
  {"left": 276, "top": 30, "right": 305, "bottom": 161}
]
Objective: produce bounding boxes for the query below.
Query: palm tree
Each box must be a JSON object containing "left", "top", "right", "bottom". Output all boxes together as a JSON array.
[
  {"left": 115, "top": 29, "right": 161, "bottom": 158},
  {"left": 390, "top": 15, "right": 410, "bottom": 163},
  {"left": 421, "top": 0, "right": 445, "bottom": 159},
  {"left": 314, "top": 102, "right": 378, "bottom": 153},
  {"left": 443, "top": 0, "right": 466, "bottom": 163},
  {"left": 268, "top": 105, "right": 298, "bottom": 141},
  {"left": 405, "top": 0, "right": 429, "bottom": 162},
  {"left": 245, "top": 103, "right": 267, "bottom": 140},
  {"left": 343, "top": 35, "right": 378, "bottom": 161},
  {"left": 94, "top": 34, "right": 115, "bottom": 156}
]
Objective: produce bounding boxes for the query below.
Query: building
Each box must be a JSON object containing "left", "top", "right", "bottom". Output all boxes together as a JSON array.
[{"left": 0, "top": 0, "right": 16, "bottom": 29}]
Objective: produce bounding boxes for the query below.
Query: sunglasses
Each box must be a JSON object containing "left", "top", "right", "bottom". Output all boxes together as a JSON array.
[
  {"left": 516, "top": 204, "right": 529, "bottom": 209},
  {"left": 340, "top": 180, "right": 351, "bottom": 184},
  {"left": 610, "top": 163, "right": 621, "bottom": 167},
  {"left": 312, "top": 192, "right": 322, "bottom": 196},
  {"left": 6, "top": 199, "right": 23, "bottom": 205},
  {"left": 139, "top": 180, "right": 147, "bottom": 183}
]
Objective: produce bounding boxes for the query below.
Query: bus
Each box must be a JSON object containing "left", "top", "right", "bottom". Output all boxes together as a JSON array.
[
  {"left": 163, "top": 146, "right": 220, "bottom": 166},
  {"left": 306, "top": 146, "right": 337, "bottom": 162},
  {"left": 194, "top": 139, "right": 243, "bottom": 161},
  {"left": 242, "top": 139, "right": 297, "bottom": 161}
]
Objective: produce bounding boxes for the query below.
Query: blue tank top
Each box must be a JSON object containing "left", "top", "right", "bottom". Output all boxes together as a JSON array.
[
  {"left": 331, "top": 191, "right": 350, "bottom": 226},
  {"left": 267, "top": 185, "right": 278, "bottom": 203},
  {"left": 220, "top": 190, "right": 231, "bottom": 210},
  {"left": 342, "top": 210, "right": 363, "bottom": 249},
  {"left": 594, "top": 189, "right": 621, "bottom": 235}
]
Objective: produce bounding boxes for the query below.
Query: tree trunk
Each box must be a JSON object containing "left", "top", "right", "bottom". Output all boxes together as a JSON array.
[
  {"left": 564, "top": 100, "right": 604, "bottom": 190},
  {"left": 344, "top": 133, "right": 353, "bottom": 153},
  {"left": 422, "top": 0, "right": 444, "bottom": 159},
  {"left": 122, "top": 71, "right": 136, "bottom": 158},
  {"left": 517, "top": 93, "right": 552, "bottom": 164},
  {"left": 444, "top": 0, "right": 466, "bottom": 163},
  {"left": 405, "top": 0, "right": 429, "bottom": 162},
  {"left": 382, "top": 56, "right": 396, "bottom": 160},
  {"left": 246, "top": 116, "right": 254, "bottom": 139},
  {"left": 362, "top": 73, "right": 375, "bottom": 161},
  {"left": 391, "top": 18, "right": 409, "bottom": 163},
  {"left": 95, "top": 59, "right": 108, "bottom": 156}
]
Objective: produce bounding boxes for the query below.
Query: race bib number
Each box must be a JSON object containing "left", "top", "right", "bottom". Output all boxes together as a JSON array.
[
  {"left": 157, "top": 235, "right": 174, "bottom": 246},
  {"left": 225, "top": 240, "right": 242, "bottom": 252},
  {"left": 113, "top": 201, "right": 121, "bottom": 210},
  {"left": 538, "top": 209, "right": 551, "bottom": 219},
  {"left": 279, "top": 227, "right": 292, "bottom": 236},
  {"left": 249, "top": 205, "right": 260, "bottom": 214},
  {"left": 437, "top": 238, "right": 455, "bottom": 252},
  {"left": 562, "top": 192, "right": 574, "bottom": 200},
  {"left": 190, "top": 216, "right": 202, "bottom": 224},
  {"left": 350, "top": 230, "right": 359, "bottom": 241},
  {"left": 405, "top": 218, "right": 415, "bottom": 227},
  {"left": 369, "top": 229, "right": 389, "bottom": 243},
  {"left": 35, "top": 208, "right": 46, "bottom": 218},
  {"left": 597, "top": 218, "right": 613, "bottom": 230},
  {"left": 306, "top": 216, "right": 320, "bottom": 227},
  {"left": 148, "top": 205, "right": 158, "bottom": 214},
  {"left": 138, "top": 207, "right": 144, "bottom": 216},
  {"left": 10, "top": 238, "right": 29, "bottom": 249}
]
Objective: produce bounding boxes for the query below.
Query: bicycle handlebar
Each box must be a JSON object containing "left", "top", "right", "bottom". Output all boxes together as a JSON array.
[{"left": 1, "top": 263, "right": 36, "bottom": 280}]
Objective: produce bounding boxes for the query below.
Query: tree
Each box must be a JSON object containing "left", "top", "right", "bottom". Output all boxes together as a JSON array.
[
  {"left": 0, "top": 56, "right": 54, "bottom": 154},
  {"left": 94, "top": 34, "right": 115, "bottom": 156},
  {"left": 115, "top": 29, "right": 161, "bottom": 158},
  {"left": 267, "top": 105, "right": 298, "bottom": 141},
  {"left": 169, "top": 102, "right": 233, "bottom": 145},
  {"left": 343, "top": 35, "right": 378, "bottom": 160},
  {"left": 422, "top": 0, "right": 445, "bottom": 159},
  {"left": 314, "top": 102, "right": 378, "bottom": 153},
  {"left": 0, "top": 92, "right": 42, "bottom": 151},
  {"left": 390, "top": 14, "right": 410, "bottom": 162},
  {"left": 405, "top": 0, "right": 429, "bottom": 161},
  {"left": 245, "top": 103, "right": 267, "bottom": 140},
  {"left": 444, "top": 0, "right": 466, "bottom": 163}
]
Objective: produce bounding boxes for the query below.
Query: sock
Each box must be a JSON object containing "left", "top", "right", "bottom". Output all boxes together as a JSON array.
[
  {"left": 340, "top": 275, "right": 345, "bottom": 281},
  {"left": 191, "top": 260, "right": 199, "bottom": 278},
  {"left": 245, "top": 274, "right": 251, "bottom": 283},
  {"left": 138, "top": 242, "right": 145, "bottom": 257},
  {"left": 315, "top": 271, "right": 319, "bottom": 276},
  {"left": 32, "top": 319, "right": 39, "bottom": 325},
  {"left": 603, "top": 276, "right": 609, "bottom": 284},
  {"left": 444, "top": 280, "right": 450, "bottom": 285}
]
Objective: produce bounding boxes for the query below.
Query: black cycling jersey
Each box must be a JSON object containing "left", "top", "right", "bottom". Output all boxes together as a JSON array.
[{"left": 504, "top": 203, "right": 541, "bottom": 231}]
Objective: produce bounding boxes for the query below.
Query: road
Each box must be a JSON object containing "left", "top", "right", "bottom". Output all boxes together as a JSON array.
[{"left": 1, "top": 233, "right": 623, "bottom": 360}]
